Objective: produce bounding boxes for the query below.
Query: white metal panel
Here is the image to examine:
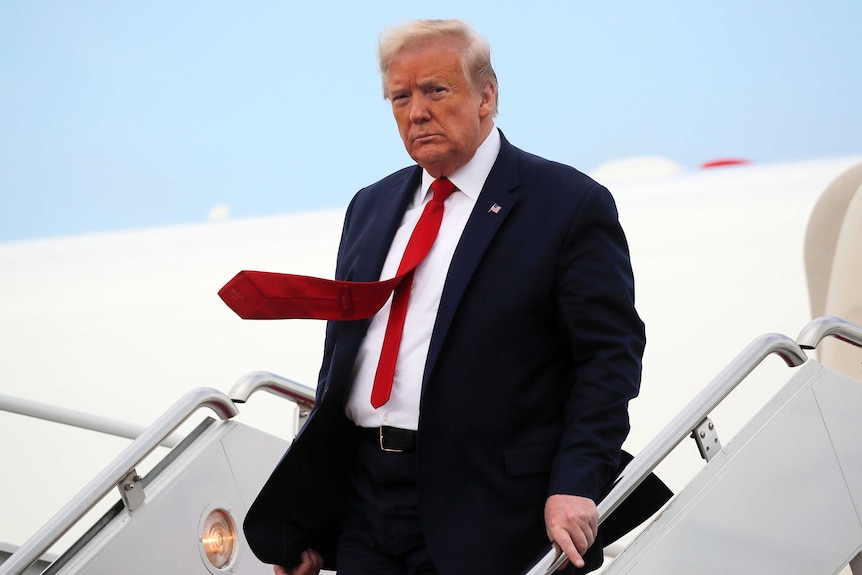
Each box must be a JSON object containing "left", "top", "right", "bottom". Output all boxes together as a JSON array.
[
  {"left": 218, "top": 416, "right": 290, "bottom": 511},
  {"left": 813, "top": 370, "right": 862, "bottom": 526}
]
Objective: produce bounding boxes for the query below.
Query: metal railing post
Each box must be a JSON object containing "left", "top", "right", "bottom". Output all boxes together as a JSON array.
[
  {"left": 797, "top": 315, "right": 862, "bottom": 350},
  {"left": 229, "top": 370, "right": 316, "bottom": 434}
]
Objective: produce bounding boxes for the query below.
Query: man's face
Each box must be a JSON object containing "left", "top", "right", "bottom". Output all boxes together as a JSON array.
[{"left": 385, "top": 40, "right": 495, "bottom": 178}]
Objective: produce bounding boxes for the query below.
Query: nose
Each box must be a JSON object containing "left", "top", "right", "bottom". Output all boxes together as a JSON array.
[{"left": 409, "top": 94, "right": 430, "bottom": 123}]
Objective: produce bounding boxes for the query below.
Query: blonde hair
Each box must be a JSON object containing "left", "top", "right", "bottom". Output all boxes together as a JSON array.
[{"left": 378, "top": 19, "right": 499, "bottom": 116}]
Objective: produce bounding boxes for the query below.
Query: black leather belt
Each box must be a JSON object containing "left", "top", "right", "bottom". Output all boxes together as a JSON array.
[{"left": 361, "top": 426, "right": 417, "bottom": 453}]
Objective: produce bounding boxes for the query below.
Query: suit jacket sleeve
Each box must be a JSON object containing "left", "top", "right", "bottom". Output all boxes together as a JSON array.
[{"left": 548, "top": 181, "right": 645, "bottom": 501}]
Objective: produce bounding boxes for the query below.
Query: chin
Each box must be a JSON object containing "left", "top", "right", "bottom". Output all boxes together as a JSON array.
[{"left": 411, "top": 150, "right": 456, "bottom": 173}]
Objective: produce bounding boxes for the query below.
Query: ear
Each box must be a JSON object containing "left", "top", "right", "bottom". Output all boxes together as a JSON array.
[{"left": 478, "top": 81, "right": 496, "bottom": 118}]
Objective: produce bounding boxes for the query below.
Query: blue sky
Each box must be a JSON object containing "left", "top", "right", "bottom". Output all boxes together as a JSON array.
[{"left": 2, "top": 1, "right": 861, "bottom": 242}]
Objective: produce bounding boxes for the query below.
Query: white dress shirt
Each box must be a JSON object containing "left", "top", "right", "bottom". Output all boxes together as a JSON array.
[{"left": 345, "top": 127, "right": 502, "bottom": 430}]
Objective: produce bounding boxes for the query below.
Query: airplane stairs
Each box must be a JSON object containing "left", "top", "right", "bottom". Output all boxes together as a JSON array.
[
  {"left": 529, "top": 315, "right": 862, "bottom": 575},
  {"left": 0, "top": 373, "right": 311, "bottom": 575},
  {"left": 1, "top": 317, "right": 861, "bottom": 575}
]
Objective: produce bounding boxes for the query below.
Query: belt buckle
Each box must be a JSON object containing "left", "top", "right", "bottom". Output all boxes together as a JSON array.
[{"left": 378, "top": 427, "right": 404, "bottom": 453}]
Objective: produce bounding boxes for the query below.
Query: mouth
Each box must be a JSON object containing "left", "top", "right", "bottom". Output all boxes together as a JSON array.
[{"left": 412, "top": 133, "right": 439, "bottom": 143}]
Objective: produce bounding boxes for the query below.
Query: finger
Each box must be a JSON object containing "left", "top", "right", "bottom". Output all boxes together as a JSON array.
[
  {"left": 587, "top": 512, "right": 599, "bottom": 543},
  {"left": 282, "top": 550, "right": 322, "bottom": 575},
  {"left": 573, "top": 512, "right": 598, "bottom": 549},
  {"left": 297, "top": 550, "right": 322, "bottom": 575},
  {"left": 548, "top": 525, "right": 587, "bottom": 569},
  {"left": 308, "top": 550, "right": 324, "bottom": 571},
  {"left": 549, "top": 542, "right": 570, "bottom": 571}
]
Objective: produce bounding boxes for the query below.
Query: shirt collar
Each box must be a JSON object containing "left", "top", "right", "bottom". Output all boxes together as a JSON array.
[{"left": 417, "top": 126, "right": 501, "bottom": 205}]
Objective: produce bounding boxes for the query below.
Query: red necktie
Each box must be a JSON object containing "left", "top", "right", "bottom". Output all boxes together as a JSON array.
[{"left": 218, "top": 177, "right": 457, "bottom": 407}]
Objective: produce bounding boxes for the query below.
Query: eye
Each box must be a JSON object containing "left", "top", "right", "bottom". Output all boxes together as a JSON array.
[
  {"left": 390, "top": 93, "right": 410, "bottom": 106},
  {"left": 428, "top": 86, "right": 449, "bottom": 98}
]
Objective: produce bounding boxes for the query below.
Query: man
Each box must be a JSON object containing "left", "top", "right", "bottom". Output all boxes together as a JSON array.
[{"left": 236, "top": 19, "right": 645, "bottom": 575}]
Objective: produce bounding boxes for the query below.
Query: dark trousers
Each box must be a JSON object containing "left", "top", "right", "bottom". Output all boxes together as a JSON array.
[{"left": 336, "top": 434, "right": 438, "bottom": 575}]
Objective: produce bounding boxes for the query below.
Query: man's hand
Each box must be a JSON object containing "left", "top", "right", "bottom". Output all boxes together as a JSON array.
[
  {"left": 544, "top": 494, "right": 598, "bottom": 570},
  {"left": 273, "top": 549, "right": 323, "bottom": 575}
]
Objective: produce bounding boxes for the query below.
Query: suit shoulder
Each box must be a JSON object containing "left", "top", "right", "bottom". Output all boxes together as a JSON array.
[
  {"left": 355, "top": 165, "right": 419, "bottom": 200},
  {"left": 515, "top": 146, "right": 603, "bottom": 190},
  {"left": 510, "top": 146, "right": 616, "bottom": 214},
  {"left": 343, "top": 164, "right": 419, "bottom": 223}
]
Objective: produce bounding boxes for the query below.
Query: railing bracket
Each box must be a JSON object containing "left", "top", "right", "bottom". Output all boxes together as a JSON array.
[
  {"left": 691, "top": 417, "right": 721, "bottom": 461},
  {"left": 118, "top": 469, "right": 144, "bottom": 511}
]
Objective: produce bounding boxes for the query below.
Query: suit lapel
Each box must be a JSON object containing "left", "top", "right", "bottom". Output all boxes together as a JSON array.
[
  {"left": 351, "top": 167, "right": 422, "bottom": 282},
  {"left": 422, "top": 135, "right": 523, "bottom": 384}
]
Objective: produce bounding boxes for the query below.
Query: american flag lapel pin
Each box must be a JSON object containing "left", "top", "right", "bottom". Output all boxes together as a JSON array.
[{"left": 488, "top": 203, "right": 502, "bottom": 214}]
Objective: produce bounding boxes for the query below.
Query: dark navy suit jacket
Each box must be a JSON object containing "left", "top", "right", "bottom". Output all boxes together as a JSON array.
[{"left": 243, "top": 132, "right": 646, "bottom": 575}]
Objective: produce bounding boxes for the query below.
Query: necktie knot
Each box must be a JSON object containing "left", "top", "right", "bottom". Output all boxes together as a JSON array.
[{"left": 430, "top": 178, "right": 456, "bottom": 204}]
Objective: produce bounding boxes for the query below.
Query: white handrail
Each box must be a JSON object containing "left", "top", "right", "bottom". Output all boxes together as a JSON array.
[{"left": 0, "top": 392, "right": 182, "bottom": 448}]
